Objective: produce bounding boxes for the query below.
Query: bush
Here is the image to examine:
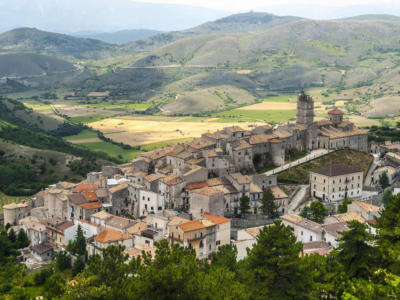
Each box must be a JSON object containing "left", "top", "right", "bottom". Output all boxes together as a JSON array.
[{"left": 33, "top": 267, "right": 54, "bottom": 286}]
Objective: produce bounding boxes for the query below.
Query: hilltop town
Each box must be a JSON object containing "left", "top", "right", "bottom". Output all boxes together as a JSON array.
[{"left": 2, "top": 91, "right": 396, "bottom": 265}]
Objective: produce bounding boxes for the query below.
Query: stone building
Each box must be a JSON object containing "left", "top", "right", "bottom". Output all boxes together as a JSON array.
[
  {"left": 310, "top": 164, "right": 363, "bottom": 203},
  {"left": 3, "top": 202, "right": 30, "bottom": 226}
]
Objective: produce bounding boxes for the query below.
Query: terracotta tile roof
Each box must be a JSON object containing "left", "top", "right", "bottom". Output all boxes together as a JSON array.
[
  {"left": 318, "top": 127, "right": 367, "bottom": 139},
  {"left": 105, "top": 216, "right": 134, "bottom": 230},
  {"left": 95, "top": 188, "right": 109, "bottom": 198},
  {"left": 207, "top": 178, "right": 223, "bottom": 186},
  {"left": 187, "top": 138, "right": 216, "bottom": 150},
  {"left": 168, "top": 216, "right": 189, "bottom": 227},
  {"left": 190, "top": 186, "right": 224, "bottom": 197},
  {"left": 281, "top": 214, "right": 323, "bottom": 233},
  {"left": 57, "top": 182, "right": 77, "bottom": 189},
  {"left": 230, "top": 173, "right": 251, "bottom": 184},
  {"left": 94, "top": 228, "right": 132, "bottom": 243},
  {"left": 249, "top": 134, "right": 275, "bottom": 145},
  {"left": 323, "top": 222, "right": 350, "bottom": 238},
  {"left": 178, "top": 220, "right": 205, "bottom": 232},
  {"left": 186, "top": 181, "right": 209, "bottom": 191},
  {"left": 161, "top": 174, "right": 184, "bottom": 186},
  {"left": 3, "top": 202, "right": 28, "bottom": 209},
  {"left": 79, "top": 201, "right": 102, "bottom": 210},
  {"left": 337, "top": 120, "right": 353, "bottom": 128},
  {"left": 245, "top": 225, "right": 266, "bottom": 238},
  {"left": 314, "top": 119, "right": 334, "bottom": 127},
  {"left": 273, "top": 129, "right": 292, "bottom": 139},
  {"left": 68, "top": 194, "right": 87, "bottom": 205},
  {"left": 202, "top": 132, "right": 229, "bottom": 140},
  {"left": 328, "top": 108, "right": 344, "bottom": 115},
  {"left": 109, "top": 182, "right": 129, "bottom": 193},
  {"left": 270, "top": 186, "right": 288, "bottom": 199},
  {"left": 73, "top": 184, "right": 98, "bottom": 193},
  {"left": 202, "top": 149, "right": 218, "bottom": 158},
  {"left": 329, "top": 211, "right": 365, "bottom": 223},
  {"left": 126, "top": 221, "right": 147, "bottom": 235},
  {"left": 352, "top": 201, "right": 380, "bottom": 212},
  {"left": 144, "top": 173, "right": 165, "bottom": 182},
  {"left": 250, "top": 182, "right": 262, "bottom": 193},
  {"left": 91, "top": 210, "right": 113, "bottom": 220},
  {"left": 32, "top": 243, "right": 53, "bottom": 254},
  {"left": 47, "top": 188, "right": 64, "bottom": 194},
  {"left": 56, "top": 221, "right": 74, "bottom": 232},
  {"left": 311, "top": 164, "right": 361, "bottom": 177},
  {"left": 234, "top": 140, "right": 251, "bottom": 151},
  {"left": 201, "top": 213, "right": 230, "bottom": 225},
  {"left": 84, "top": 191, "right": 98, "bottom": 202}
]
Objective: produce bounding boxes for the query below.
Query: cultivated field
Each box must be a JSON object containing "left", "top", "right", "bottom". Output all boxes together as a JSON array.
[
  {"left": 89, "top": 117, "right": 264, "bottom": 146},
  {"left": 238, "top": 101, "right": 297, "bottom": 110}
]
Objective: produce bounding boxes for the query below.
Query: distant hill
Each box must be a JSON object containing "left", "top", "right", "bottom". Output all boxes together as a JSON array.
[
  {"left": 342, "top": 14, "right": 400, "bottom": 21},
  {"left": 121, "top": 12, "right": 301, "bottom": 52},
  {"left": 0, "top": 53, "right": 77, "bottom": 77},
  {"left": 0, "top": 28, "right": 115, "bottom": 59},
  {"left": 74, "top": 29, "right": 163, "bottom": 45}
]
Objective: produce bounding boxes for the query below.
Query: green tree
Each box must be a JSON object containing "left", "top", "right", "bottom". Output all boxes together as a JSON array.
[
  {"left": 379, "top": 172, "right": 390, "bottom": 189},
  {"left": 239, "top": 195, "right": 250, "bottom": 215},
  {"left": 338, "top": 199, "right": 352, "bottom": 214},
  {"left": 246, "top": 220, "right": 311, "bottom": 299},
  {"left": 16, "top": 229, "right": 29, "bottom": 249},
  {"left": 300, "top": 201, "right": 327, "bottom": 223},
  {"left": 72, "top": 256, "right": 85, "bottom": 276},
  {"left": 260, "top": 188, "right": 277, "bottom": 217},
  {"left": 376, "top": 193, "right": 400, "bottom": 274},
  {"left": 211, "top": 244, "right": 238, "bottom": 273},
  {"left": 44, "top": 272, "right": 66, "bottom": 299},
  {"left": 382, "top": 188, "right": 393, "bottom": 207},
  {"left": 335, "top": 221, "right": 378, "bottom": 279},
  {"left": 55, "top": 251, "right": 71, "bottom": 271},
  {"left": 68, "top": 225, "right": 86, "bottom": 256},
  {"left": 8, "top": 228, "right": 16, "bottom": 244}
]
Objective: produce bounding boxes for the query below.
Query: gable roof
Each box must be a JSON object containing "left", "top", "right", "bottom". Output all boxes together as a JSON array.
[
  {"left": 190, "top": 186, "right": 223, "bottom": 197},
  {"left": 311, "top": 164, "right": 361, "bottom": 177},
  {"left": 105, "top": 216, "right": 134, "bottom": 230},
  {"left": 56, "top": 221, "right": 74, "bottom": 232},
  {"left": 186, "top": 181, "right": 209, "bottom": 191},
  {"left": 68, "top": 194, "right": 87, "bottom": 205},
  {"left": 329, "top": 211, "right": 365, "bottom": 223},
  {"left": 178, "top": 220, "right": 205, "bottom": 232},
  {"left": 352, "top": 200, "right": 380, "bottom": 212},
  {"left": 91, "top": 210, "right": 113, "bottom": 220},
  {"left": 323, "top": 222, "right": 350, "bottom": 238},
  {"left": 270, "top": 186, "right": 288, "bottom": 199},
  {"left": 202, "top": 213, "right": 230, "bottom": 225},
  {"left": 281, "top": 214, "right": 323, "bottom": 233},
  {"left": 79, "top": 202, "right": 102, "bottom": 210},
  {"left": 94, "top": 228, "right": 132, "bottom": 243},
  {"left": 73, "top": 184, "right": 98, "bottom": 193}
]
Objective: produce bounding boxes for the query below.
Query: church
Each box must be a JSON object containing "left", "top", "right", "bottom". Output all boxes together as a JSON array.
[{"left": 295, "top": 91, "right": 368, "bottom": 152}]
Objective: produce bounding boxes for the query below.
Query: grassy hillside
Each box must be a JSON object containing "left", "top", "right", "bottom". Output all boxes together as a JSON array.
[
  {"left": 121, "top": 12, "right": 300, "bottom": 53},
  {"left": 277, "top": 150, "right": 373, "bottom": 184},
  {"left": 0, "top": 28, "right": 116, "bottom": 59},
  {"left": 74, "top": 29, "right": 163, "bottom": 45}
]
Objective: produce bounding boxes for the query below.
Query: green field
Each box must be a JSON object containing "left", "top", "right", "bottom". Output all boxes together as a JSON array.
[
  {"left": 0, "top": 191, "right": 29, "bottom": 212},
  {"left": 141, "top": 137, "right": 194, "bottom": 151},
  {"left": 65, "top": 129, "right": 98, "bottom": 140},
  {"left": 69, "top": 115, "right": 109, "bottom": 124},
  {"left": 80, "top": 142, "right": 142, "bottom": 161},
  {"left": 213, "top": 109, "right": 296, "bottom": 123}
]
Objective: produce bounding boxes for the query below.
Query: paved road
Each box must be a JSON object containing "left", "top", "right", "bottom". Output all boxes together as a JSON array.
[
  {"left": 364, "top": 154, "right": 380, "bottom": 187},
  {"left": 264, "top": 149, "right": 332, "bottom": 176}
]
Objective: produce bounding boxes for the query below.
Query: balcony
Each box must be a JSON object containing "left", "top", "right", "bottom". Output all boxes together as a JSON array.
[{"left": 187, "top": 235, "right": 205, "bottom": 243}]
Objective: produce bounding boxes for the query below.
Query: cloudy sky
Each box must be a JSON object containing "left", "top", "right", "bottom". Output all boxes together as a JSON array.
[{"left": 132, "top": 0, "right": 399, "bottom": 18}]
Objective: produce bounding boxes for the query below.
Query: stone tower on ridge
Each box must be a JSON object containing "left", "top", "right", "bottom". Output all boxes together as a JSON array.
[
  {"left": 296, "top": 91, "right": 315, "bottom": 150},
  {"left": 296, "top": 90, "right": 314, "bottom": 127}
]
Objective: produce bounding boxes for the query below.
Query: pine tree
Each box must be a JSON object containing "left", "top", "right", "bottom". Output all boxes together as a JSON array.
[
  {"left": 260, "top": 188, "right": 277, "bottom": 217},
  {"left": 16, "top": 228, "right": 29, "bottom": 249},
  {"left": 337, "top": 198, "right": 352, "bottom": 214},
  {"left": 8, "top": 228, "right": 16, "bottom": 244},
  {"left": 379, "top": 172, "right": 390, "bottom": 189},
  {"left": 247, "top": 221, "right": 311, "bottom": 299},
  {"left": 72, "top": 256, "right": 85, "bottom": 276},
  {"left": 239, "top": 195, "right": 251, "bottom": 215}
]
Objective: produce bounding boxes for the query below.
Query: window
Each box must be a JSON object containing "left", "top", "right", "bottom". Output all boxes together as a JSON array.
[
  {"left": 301, "top": 231, "right": 303, "bottom": 236},
  {"left": 324, "top": 179, "right": 326, "bottom": 183},
  {"left": 332, "top": 188, "right": 335, "bottom": 192},
  {"left": 195, "top": 233, "right": 197, "bottom": 238},
  {"left": 216, "top": 240, "right": 220, "bottom": 246},
  {"left": 269, "top": 180, "right": 272, "bottom": 184},
  {"left": 333, "top": 180, "right": 335, "bottom": 184},
  {"left": 145, "top": 204, "right": 147, "bottom": 209}
]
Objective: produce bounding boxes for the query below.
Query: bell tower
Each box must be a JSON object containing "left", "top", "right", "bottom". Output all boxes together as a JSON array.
[
  {"left": 296, "top": 91, "right": 315, "bottom": 150},
  {"left": 296, "top": 90, "right": 314, "bottom": 126}
]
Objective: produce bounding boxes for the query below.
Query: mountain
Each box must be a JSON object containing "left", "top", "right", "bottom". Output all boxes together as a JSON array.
[
  {"left": 0, "top": 28, "right": 114, "bottom": 59},
  {"left": 0, "top": 0, "right": 229, "bottom": 33},
  {"left": 122, "top": 12, "right": 301, "bottom": 52},
  {"left": 73, "top": 29, "right": 163, "bottom": 45},
  {"left": 0, "top": 53, "right": 77, "bottom": 77}
]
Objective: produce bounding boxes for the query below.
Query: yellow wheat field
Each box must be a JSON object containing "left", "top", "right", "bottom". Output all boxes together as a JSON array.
[
  {"left": 237, "top": 102, "right": 297, "bottom": 110},
  {"left": 89, "top": 118, "right": 264, "bottom": 146}
]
